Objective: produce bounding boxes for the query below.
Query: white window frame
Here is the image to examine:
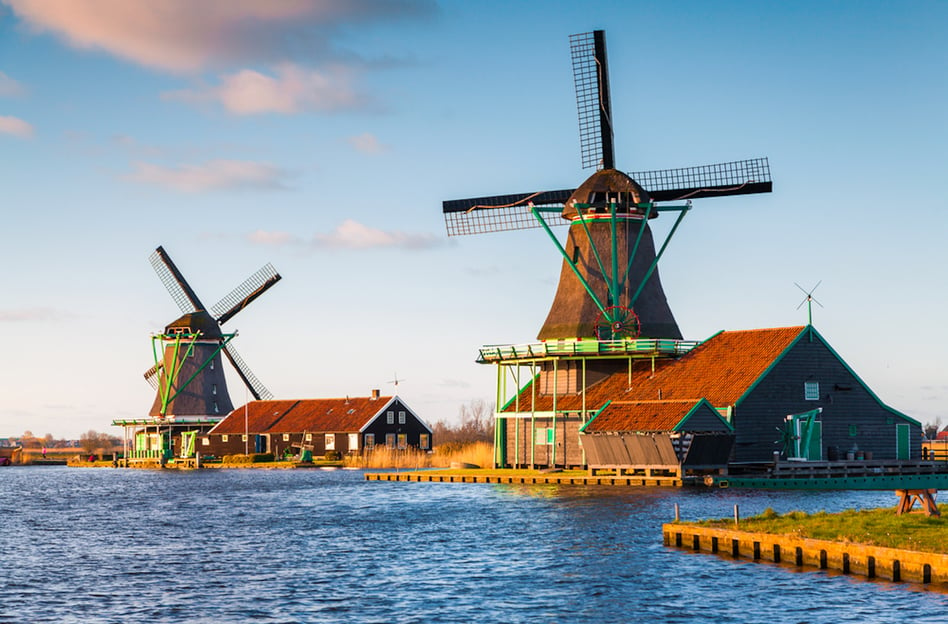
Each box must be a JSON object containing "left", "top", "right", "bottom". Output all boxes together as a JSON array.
[
  {"left": 282, "top": 433, "right": 290, "bottom": 442},
  {"left": 385, "top": 433, "right": 396, "bottom": 449},
  {"left": 348, "top": 433, "right": 358, "bottom": 451},
  {"left": 305, "top": 433, "right": 312, "bottom": 442},
  {"left": 325, "top": 434, "right": 335, "bottom": 450},
  {"left": 221, "top": 434, "right": 229, "bottom": 443},
  {"left": 386, "top": 411, "right": 395, "bottom": 425},
  {"left": 397, "top": 433, "right": 408, "bottom": 449},
  {"left": 364, "top": 433, "right": 375, "bottom": 449},
  {"left": 419, "top": 433, "right": 430, "bottom": 450},
  {"left": 398, "top": 411, "right": 406, "bottom": 425},
  {"left": 201, "top": 437, "right": 210, "bottom": 446},
  {"left": 805, "top": 381, "right": 820, "bottom": 401}
]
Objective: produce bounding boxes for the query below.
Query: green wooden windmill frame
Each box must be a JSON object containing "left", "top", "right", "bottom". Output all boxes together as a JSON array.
[
  {"left": 530, "top": 200, "right": 691, "bottom": 332},
  {"left": 151, "top": 330, "right": 236, "bottom": 418}
]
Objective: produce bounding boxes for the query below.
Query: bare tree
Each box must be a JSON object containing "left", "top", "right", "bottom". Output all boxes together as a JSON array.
[{"left": 433, "top": 399, "right": 495, "bottom": 447}]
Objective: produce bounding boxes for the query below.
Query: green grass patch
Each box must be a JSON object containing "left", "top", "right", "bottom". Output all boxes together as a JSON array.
[{"left": 687, "top": 506, "right": 948, "bottom": 554}]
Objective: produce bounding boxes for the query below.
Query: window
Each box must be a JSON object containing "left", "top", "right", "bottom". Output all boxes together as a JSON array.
[
  {"left": 386, "top": 411, "right": 394, "bottom": 425},
  {"left": 325, "top": 434, "right": 335, "bottom": 450},
  {"left": 849, "top": 425, "right": 859, "bottom": 437},
  {"left": 213, "top": 402, "right": 219, "bottom": 414},
  {"left": 241, "top": 434, "right": 248, "bottom": 442},
  {"left": 535, "top": 428, "right": 552, "bottom": 445},
  {"left": 305, "top": 433, "right": 312, "bottom": 442},
  {"left": 397, "top": 434, "right": 408, "bottom": 449},
  {"left": 222, "top": 435, "right": 229, "bottom": 442},
  {"left": 212, "top": 384, "right": 217, "bottom": 395},
  {"left": 364, "top": 433, "right": 375, "bottom": 449},
  {"left": 386, "top": 433, "right": 396, "bottom": 449},
  {"left": 804, "top": 381, "right": 820, "bottom": 401},
  {"left": 348, "top": 433, "right": 358, "bottom": 450},
  {"left": 419, "top": 433, "right": 430, "bottom": 450},
  {"left": 201, "top": 437, "right": 209, "bottom": 446},
  {"left": 210, "top": 359, "right": 215, "bottom": 370},
  {"left": 282, "top": 433, "right": 290, "bottom": 442},
  {"left": 398, "top": 411, "right": 406, "bottom": 425}
]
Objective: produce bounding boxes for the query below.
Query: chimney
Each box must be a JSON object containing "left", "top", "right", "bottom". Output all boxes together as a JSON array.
[{"left": 371, "top": 389, "right": 380, "bottom": 400}]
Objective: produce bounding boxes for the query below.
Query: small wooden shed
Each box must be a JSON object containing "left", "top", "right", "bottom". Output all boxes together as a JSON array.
[{"left": 581, "top": 399, "right": 734, "bottom": 476}]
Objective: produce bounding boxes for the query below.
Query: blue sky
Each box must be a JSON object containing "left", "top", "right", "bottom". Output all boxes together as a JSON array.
[{"left": 1, "top": 0, "right": 946, "bottom": 438}]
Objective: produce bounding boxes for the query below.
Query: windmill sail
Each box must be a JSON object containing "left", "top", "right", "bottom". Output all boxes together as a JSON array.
[
  {"left": 222, "top": 343, "right": 273, "bottom": 401},
  {"left": 571, "top": 30, "right": 614, "bottom": 170},
  {"left": 149, "top": 246, "right": 205, "bottom": 314},
  {"left": 211, "top": 263, "right": 282, "bottom": 325}
]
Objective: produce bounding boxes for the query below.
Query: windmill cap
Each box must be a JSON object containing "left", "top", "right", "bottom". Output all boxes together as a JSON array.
[
  {"left": 164, "top": 310, "right": 222, "bottom": 338},
  {"left": 563, "top": 169, "right": 654, "bottom": 219}
]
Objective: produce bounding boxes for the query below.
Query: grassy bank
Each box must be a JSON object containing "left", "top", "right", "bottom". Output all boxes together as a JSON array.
[{"left": 688, "top": 506, "right": 948, "bottom": 554}]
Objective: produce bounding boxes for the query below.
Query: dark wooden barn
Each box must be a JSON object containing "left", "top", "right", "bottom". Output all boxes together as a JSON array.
[
  {"left": 204, "top": 391, "right": 432, "bottom": 458},
  {"left": 496, "top": 326, "right": 921, "bottom": 469},
  {"left": 581, "top": 399, "right": 734, "bottom": 476}
]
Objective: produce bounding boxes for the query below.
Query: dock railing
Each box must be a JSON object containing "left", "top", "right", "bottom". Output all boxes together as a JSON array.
[{"left": 477, "top": 338, "right": 700, "bottom": 363}]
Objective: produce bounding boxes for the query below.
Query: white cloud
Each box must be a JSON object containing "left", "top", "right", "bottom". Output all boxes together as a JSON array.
[
  {"left": 0, "top": 308, "right": 72, "bottom": 322},
  {"left": 125, "top": 159, "right": 292, "bottom": 192},
  {"left": 249, "top": 219, "right": 441, "bottom": 251},
  {"left": 0, "top": 71, "right": 26, "bottom": 96},
  {"left": 0, "top": 115, "right": 33, "bottom": 137},
  {"left": 3, "top": 0, "right": 435, "bottom": 73},
  {"left": 164, "top": 63, "right": 369, "bottom": 115},
  {"left": 346, "top": 132, "right": 388, "bottom": 154}
]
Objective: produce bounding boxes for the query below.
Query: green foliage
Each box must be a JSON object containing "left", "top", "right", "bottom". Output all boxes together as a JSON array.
[{"left": 324, "top": 450, "right": 342, "bottom": 461}]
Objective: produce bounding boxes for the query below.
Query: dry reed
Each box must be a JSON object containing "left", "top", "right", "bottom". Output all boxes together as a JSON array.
[{"left": 343, "top": 441, "right": 494, "bottom": 470}]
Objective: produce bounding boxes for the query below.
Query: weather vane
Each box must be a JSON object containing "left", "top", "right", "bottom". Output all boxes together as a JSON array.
[{"left": 795, "top": 281, "right": 823, "bottom": 326}]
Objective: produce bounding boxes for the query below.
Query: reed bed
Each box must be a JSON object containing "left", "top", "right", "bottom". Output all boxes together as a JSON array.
[{"left": 344, "top": 441, "right": 494, "bottom": 470}]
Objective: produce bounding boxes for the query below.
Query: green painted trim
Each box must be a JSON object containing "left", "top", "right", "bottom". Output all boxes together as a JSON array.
[
  {"left": 672, "top": 398, "right": 735, "bottom": 432},
  {"left": 579, "top": 400, "right": 612, "bottom": 433},
  {"left": 573, "top": 204, "right": 610, "bottom": 303},
  {"left": 500, "top": 373, "right": 536, "bottom": 412},
  {"left": 620, "top": 211, "right": 651, "bottom": 295},
  {"left": 733, "top": 327, "right": 810, "bottom": 409}
]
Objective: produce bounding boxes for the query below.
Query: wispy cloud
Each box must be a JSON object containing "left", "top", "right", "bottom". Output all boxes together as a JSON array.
[
  {"left": 249, "top": 219, "right": 441, "bottom": 251},
  {"left": 124, "top": 159, "right": 293, "bottom": 192},
  {"left": 346, "top": 132, "right": 388, "bottom": 154},
  {"left": 0, "top": 71, "right": 26, "bottom": 96},
  {"left": 164, "top": 63, "right": 371, "bottom": 115},
  {"left": 0, "top": 307, "right": 73, "bottom": 322},
  {"left": 4, "top": 0, "right": 436, "bottom": 73},
  {"left": 0, "top": 115, "right": 33, "bottom": 137}
]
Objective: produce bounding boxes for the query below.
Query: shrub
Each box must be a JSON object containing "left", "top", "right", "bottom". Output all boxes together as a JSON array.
[{"left": 324, "top": 450, "right": 342, "bottom": 461}]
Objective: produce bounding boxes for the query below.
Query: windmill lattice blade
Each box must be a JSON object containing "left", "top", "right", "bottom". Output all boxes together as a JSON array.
[
  {"left": 149, "top": 246, "right": 204, "bottom": 313},
  {"left": 442, "top": 190, "right": 572, "bottom": 236},
  {"left": 222, "top": 343, "right": 273, "bottom": 401},
  {"left": 571, "top": 30, "right": 614, "bottom": 170},
  {"left": 211, "top": 263, "right": 281, "bottom": 325},
  {"left": 143, "top": 362, "right": 163, "bottom": 390},
  {"left": 633, "top": 158, "right": 772, "bottom": 202}
]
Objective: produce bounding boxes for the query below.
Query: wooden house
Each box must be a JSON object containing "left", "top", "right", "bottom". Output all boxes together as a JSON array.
[
  {"left": 496, "top": 326, "right": 921, "bottom": 469},
  {"left": 203, "top": 390, "right": 432, "bottom": 458}
]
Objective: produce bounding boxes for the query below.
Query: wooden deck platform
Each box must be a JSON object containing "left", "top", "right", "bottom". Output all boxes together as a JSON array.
[{"left": 365, "top": 471, "right": 682, "bottom": 487}]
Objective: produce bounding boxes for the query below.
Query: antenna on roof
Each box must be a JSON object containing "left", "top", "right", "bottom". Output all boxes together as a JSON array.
[{"left": 795, "top": 281, "right": 824, "bottom": 326}]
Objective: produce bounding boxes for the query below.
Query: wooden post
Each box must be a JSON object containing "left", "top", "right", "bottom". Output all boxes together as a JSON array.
[
  {"left": 674, "top": 503, "right": 680, "bottom": 522},
  {"left": 734, "top": 504, "right": 740, "bottom": 527}
]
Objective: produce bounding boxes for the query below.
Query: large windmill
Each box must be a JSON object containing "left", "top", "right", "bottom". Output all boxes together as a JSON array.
[
  {"left": 145, "top": 246, "right": 281, "bottom": 421},
  {"left": 443, "top": 30, "right": 773, "bottom": 341}
]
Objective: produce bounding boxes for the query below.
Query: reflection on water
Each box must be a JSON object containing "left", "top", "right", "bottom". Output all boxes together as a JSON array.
[{"left": 1, "top": 467, "right": 946, "bottom": 623}]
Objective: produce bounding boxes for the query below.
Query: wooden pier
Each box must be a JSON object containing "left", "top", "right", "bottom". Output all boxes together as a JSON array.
[
  {"left": 663, "top": 523, "right": 948, "bottom": 585},
  {"left": 365, "top": 471, "right": 682, "bottom": 487}
]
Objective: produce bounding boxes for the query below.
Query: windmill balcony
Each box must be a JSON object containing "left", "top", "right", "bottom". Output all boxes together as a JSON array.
[{"left": 476, "top": 338, "right": 700, "bottom": 364}]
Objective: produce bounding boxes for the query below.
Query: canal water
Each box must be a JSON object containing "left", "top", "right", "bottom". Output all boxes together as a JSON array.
[{"left": 2, "top": 467, "right": 946, "bottom": 623}]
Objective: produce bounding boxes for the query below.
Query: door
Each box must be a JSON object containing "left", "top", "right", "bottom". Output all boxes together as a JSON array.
[{"left": 896, "top": 424, "right": 910, "bottom": 460}]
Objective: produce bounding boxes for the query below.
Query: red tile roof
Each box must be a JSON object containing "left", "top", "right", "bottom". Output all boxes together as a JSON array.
[
  {"left": 211, "top": 396, "right": 394, "bottom": 434},
  {"left": 503, "top": 326, "right": 805, "bottom": 413},
  {"left": 626, "top": 326, "right": 805, "bottom": 405},
  {"left": 585, "top": 400, "right": 704, "bottom": 432}
]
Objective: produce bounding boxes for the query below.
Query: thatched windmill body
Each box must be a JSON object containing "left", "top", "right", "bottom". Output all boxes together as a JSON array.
[
  {"left": 145, "top": 246, "right": 280, "bottom": 421},
  {"left": 444, "top": 31, "right": 773, "bottom": 342}
]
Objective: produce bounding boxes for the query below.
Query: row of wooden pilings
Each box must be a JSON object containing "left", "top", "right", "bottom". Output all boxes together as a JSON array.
[{"left": 662, "top": 520, "right": 948, "bottom": 585}]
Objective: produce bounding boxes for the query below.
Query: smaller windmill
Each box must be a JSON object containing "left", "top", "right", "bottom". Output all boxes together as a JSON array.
[{"left": 145, "top": 246, "right": 281, "bottom": 420}]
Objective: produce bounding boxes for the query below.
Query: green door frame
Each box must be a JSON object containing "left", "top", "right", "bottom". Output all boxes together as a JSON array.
[{"left": 897, "top": 423, "right": 910, "bottom": 460}]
